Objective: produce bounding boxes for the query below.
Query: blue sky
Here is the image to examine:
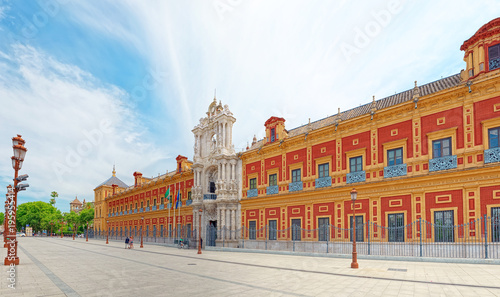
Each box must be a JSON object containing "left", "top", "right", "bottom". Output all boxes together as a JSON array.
[{"left": 0, "top": 0, "right": 498, "bottom": 212}]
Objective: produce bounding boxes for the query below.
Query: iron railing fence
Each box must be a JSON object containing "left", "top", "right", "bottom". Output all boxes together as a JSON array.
[
  {"left": 235, "top": 216, "right": 499, "bottom": 259},
  {"left": 89, "top": 216, "right": 499, "bottom": 259}
]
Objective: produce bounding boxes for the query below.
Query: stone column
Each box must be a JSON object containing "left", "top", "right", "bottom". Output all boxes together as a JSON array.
[
  {"left": 231, "top": 208, "right": 236, "bottom": 240},
  {"left": 221, "top": 206, "right": 227, "bottom": 240},
  {"left": 223, "top": 122, "right": 226, "bottom": 148}
]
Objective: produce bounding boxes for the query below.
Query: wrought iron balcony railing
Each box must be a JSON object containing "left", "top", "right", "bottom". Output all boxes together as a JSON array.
[
  {"left": 145, "top": 207, "right": 150, "bottom": 212},
  {"left": 203, "top": 194, "right": 217, "bottom": 200},
  {"left": 347, "top": 171, "right": 366, "bottom": 184},
  {"left": 186, "top": 200, "right": 193, "bottom": 206},
  {"left": 267, "top": 185, "right": 279, "bottom": 195},
  {"left": 139, "top": 208, "right": 143, "bottom": 213},
  {"left": 384, "top": 163, "right": 407, "bottom": 178},
  {"left": 167, "top": 202, "right": 172, "bottom": 209},
  {"left": 485, "top": 147, "right": 500, "bottom": 164},
  {"left": 247, "top": 188, "right": 258, "bottom": 198},
  {"left": 489, "top": 57, "right": 500, "bottom": 71},
  {"left": 289, "top": 181, "right": 303, "bottom": 192},
  {"left": 159, "top": 204, "right": 164, "bottom": 210},
  {"left": 315, "top": 176, "right": 331, "bottom": 188},
  {"left": 429, "top": 155, "right": 457, "bottom": 172}
]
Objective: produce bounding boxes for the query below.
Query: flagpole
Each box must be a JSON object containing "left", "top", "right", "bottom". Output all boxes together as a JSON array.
[{"left": 168, "top": 187, "right": 170, "bottom": 241}]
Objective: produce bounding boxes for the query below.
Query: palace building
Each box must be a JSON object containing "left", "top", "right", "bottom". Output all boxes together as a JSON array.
[{"left": 94, "top": 18, "right": 500, "bottom": 248}]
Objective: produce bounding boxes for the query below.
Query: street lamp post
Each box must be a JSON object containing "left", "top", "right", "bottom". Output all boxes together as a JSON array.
[
  {"left": 50, "top": 222, "right": 54, "bottom": 237},
  {"left": 351, "top": 188, "right": 359, "bottom": 269},
  {"left": 106, "top": 220, "right": 109, "bottom": 244},
  {"left": 73, "top": 223, "right": 76, "bottom": 240},
  {"left": 198, "top": 209, "right": 203, "bottom": 255},
  {"left": 5, "top": 135, "right": 28, "bottom": 266},
  {"left": 140, "top": 216, "right": 144, "bottom": 248}
]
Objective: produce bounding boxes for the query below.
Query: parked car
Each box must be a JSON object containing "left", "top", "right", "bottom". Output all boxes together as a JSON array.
[{"left": 16, "top": 232, "right": 26, "bottom": 237}]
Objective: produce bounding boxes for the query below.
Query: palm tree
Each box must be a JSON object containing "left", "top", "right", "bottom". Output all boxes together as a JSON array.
[{"left": 50, "top": 191, "right": 58, "bottom": 206}]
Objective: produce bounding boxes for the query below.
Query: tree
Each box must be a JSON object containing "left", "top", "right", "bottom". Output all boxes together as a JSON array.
[
  {"left": 17, "top": 202, "right": 60, "bottom": 232},
  {"left": 0, "top": 212, "right": 4, "bottom": 226},
  {"left": 50, "top": 191, "right": 58, "bottom": 206},
  {"left": 79, "top": 207, "right": 95, "bottom": 235},
  {"left": 64, "top": 211, "right": 79, "bottom": 235}
]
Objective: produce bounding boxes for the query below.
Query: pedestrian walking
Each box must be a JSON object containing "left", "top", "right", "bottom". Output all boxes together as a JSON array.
[
  {"left": 125, "top": 236, "right": 130, "bottom": 249},
  {"left": 129, "top": 236, "right": 134, "bottom": 249}
]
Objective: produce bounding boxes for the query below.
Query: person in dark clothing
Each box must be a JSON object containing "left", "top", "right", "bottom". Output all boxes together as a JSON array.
[{"left": 125, "top": 236, "right": 130, "bottom": 249}]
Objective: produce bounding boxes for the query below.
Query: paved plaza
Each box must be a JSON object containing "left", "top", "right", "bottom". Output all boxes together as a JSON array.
[{"left": 1, "top": 238, "right": 500, "bottom": 296}]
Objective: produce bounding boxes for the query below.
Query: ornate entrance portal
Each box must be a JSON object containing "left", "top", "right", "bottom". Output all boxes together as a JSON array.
[{"left": 191, "top": 98, "right": 242, "bottom": 247}]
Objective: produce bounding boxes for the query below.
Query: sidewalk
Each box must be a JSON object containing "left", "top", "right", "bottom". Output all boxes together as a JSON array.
[{"left": 1, "top": 237, "right": 500, "bottom": 296}]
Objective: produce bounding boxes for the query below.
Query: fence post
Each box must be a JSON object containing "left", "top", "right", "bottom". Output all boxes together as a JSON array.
[
  {"left": 265, "top": 225, "right": 268, "bottom": 251},
  {"left": 326, "top": 225, "right": 329, "bottom": 254},
  {"left": 368, "top": 220, "right": 371, "bottom": 255},
  {"left": 419, "top": 218, "right": 422, "bottom": 257},
  {"left": 484, "top": 214, "right": 488, "bottom": 259},
  {"left": 292, "top": 225, "right": 295, "bottom": 252}
]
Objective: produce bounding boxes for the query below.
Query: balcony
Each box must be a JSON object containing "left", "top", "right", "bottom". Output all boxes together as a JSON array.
[
  {"left": 490, "top": 57, "right": 500, "bottom": 71},
  {"left": 289, "top": 181, "right": 303, "bottom": 192},
  {"left": 139, "top": 208, "right": 143, "bottom": 213},
  {"left": 247, "top": 188, "right": 258, "bottom": 198},
  {"left": 167, "top": 202, "right": 172, "bottom": 209},
  {"left": 203, "top": 194, "right": 217, "bottom": 200},
  {"left": 119, "top": 211, "right": 123, "bottom": 216},
  {"left": 266, "top": 185, "right": 279, "bottom": 195},
  {"left": 159, "top": 204, "right": 164, "bottom": 210},
  {"left": 384, "top": 164, "right": 407, "bottom": 178},
  {"left": 145, "top": 207, "right": 150, "bottom": 212},
  {"left": 134, "top": 209, "right": 137, "bottom": 214},
  {"left": 347, "top": 171, "right": 366, "bottom": 184},
  {"left": 485, "top": 147, "right": 500, "bottom": 164},
  {"left": 315, "top": 176, "right": 331, "bottom": 188},
  {"left": 429, "top": 155, "right": 457, "bottom": 172},
  {"left": 186, "top": 200, "right": 193, "bottom": 206}
]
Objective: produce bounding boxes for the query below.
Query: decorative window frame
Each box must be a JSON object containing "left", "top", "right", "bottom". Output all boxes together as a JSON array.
[
  {"left": 288, "top": 162, "right": 303, "bottom": 182},
  {"left": 426, "top": 127, "right": 457, "bottom": 158},
  {"left": 382, "top": 138, "right": 407, "bottom": 167},
  {"left": 430, "top": 207, "right": 458, "bottom": 240},
  {"left": 481, "top": 117, "right": 500, "bottom": 150},
  {"left": 247, "top": 172, "right": 259, "bottom": 190},
  {"left": 345, "top": 148, "right": 366, "bottom": 173},
  {"left": 266, "top": 168, "right": 280, "bottom": 186},
  {"left": 314, "top": 156, "right": 332, "bottom": 178}
]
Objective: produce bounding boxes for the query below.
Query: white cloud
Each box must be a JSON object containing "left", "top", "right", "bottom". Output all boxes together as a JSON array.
[{"left": 0, "top": 45, "right": 166, "bottom": 211}]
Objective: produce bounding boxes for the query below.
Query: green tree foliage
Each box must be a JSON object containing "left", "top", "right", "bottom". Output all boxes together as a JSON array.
[
  {"left": 17, "top": 202, "right": 61, "bottom": 232},
  {"left": 0, "top": 212, "right": 4, "bottom": 225},
  {"left": 64, "top": 211, "right": 79, "bottom": 234},
  {"left": 79, "top": 207, "right": 94, "bottom": 227},
  {"left": 50, "top": 191, "right": 58, "bottom": 206}
]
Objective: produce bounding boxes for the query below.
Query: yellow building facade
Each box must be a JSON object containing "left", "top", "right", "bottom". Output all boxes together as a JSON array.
[{"left": 94, "top": 19, "right": 500, "bottom": 251}]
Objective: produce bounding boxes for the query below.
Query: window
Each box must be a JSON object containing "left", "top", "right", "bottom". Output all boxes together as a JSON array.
[
  {"left": 318, "top": 218, "right": 329, "bottom": 241},
  {"left": 271, "top": 128, "right": 276, "bottom": 142},
  {"left": 434, "top": 210, "right": 454, "bottom": 242},
  {"left": 209, "top": 181, "right": 216, "bottom": 193},
  {"left": 135, "top": 203, "right": 137, "bottom": 209},
  {"left": 268, "top": 220, "right": 277, "bottom": 240},
  {"left": 388, "top": 213, "right": 404, "bottom": 242},
  {"left": 350, "top": 216, "right": 364, "bottom": 242},
  {"left": 187, "top": 224, "right": 192, "bottom": 239},
  {"left": 492, "top": 207, "right": 500, "bottom": 243},
  {"left": 141, "top": 202, "right": 143, "bottom": 208},
  {"left": 249, "top": 178, "right": 257, "bottom": 190},
  {"left": 153, "top": 199, "right": 157, "bottom": 206},
  {"left": 318, "top": 163, "right": 329, "bottom": 178},
  {"left": 125, "top": 205, "right": 128, "bottom": 211},
  {"left": 489, "top": 43, "right": 500, "bottom": 71},
  {"left": 350, "top": 156, "right": 363, "bottom": 173},
  {"left": 292, "top": 169, "right": 301, "bottom": 183},
  {"left": 130, "top": 204, "right": 132, "bottom": 210},
  {"left": 489, "top": 127, "right": 500, "bottom": 149},
  {"left": 147, "top": 200, "right": 150, "bottom": 208},
  {"left": 291, "top": 219, "right": 301, "bottom": 241},
  {"left": 160, "top": 197, "right": 164, "bottom": 205},
  {"left": 387, "top": 148, "right": 403, "bottom": 166},
  {"left": 269, "top": 174, "right": 277, "bottom": 186},
  {"left": 249, "top": 221, "right": 256, "bottom": 240},
  {"left": 188, "top": 191, "right": 192, "bottom": 200},
  {"left": 432, "top": 138, "right": 451, "bottom": 158}
]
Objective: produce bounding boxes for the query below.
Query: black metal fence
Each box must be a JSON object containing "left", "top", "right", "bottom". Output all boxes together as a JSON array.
[{"left": 235, "top": 215, "right": 499, "bottom": 259}]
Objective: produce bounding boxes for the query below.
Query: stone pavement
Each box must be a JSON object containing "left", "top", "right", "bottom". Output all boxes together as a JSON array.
[{"left": 1, "top": 237, "right": 500, "bottom": 296}]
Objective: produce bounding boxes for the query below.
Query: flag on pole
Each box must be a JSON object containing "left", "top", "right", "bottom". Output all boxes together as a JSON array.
[
  {"left": 165, "top": 187, "right": 170, "bottom": 207},
  {"left": 175, "top": 190, "right": 181, "bottom": 209}
]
